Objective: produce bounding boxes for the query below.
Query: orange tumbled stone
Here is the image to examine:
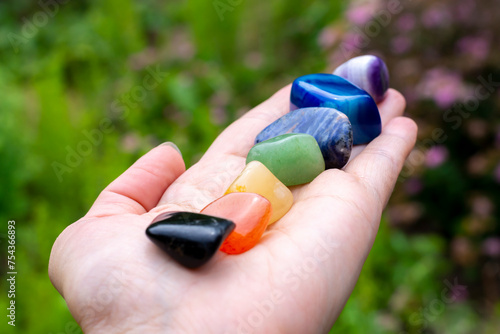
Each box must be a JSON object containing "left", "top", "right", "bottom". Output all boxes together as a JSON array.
[{"left": 201, "top": 192, "right": 272, "bottom": 254}]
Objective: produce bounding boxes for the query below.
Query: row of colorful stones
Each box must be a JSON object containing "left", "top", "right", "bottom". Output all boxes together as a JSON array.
[{"left": 146, "top": 55, "right": 390, "bottom": 269}]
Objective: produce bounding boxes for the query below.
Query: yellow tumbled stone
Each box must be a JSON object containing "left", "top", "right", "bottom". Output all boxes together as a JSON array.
[{"left": 225, "top": 161, "right": 293, "bottom": 225}]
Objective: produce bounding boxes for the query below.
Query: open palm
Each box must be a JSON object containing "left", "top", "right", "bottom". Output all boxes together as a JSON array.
[{"left": 49, "top": 85, "right": 417, "bottom": 334}]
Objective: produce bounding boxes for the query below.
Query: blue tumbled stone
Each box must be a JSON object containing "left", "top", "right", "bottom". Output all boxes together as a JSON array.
[
  {"left": 290, "top": 73, "right": 381, "bottom": 145},
  {"left": 255, "top": 107, "right": 352, "bottom": 169}
]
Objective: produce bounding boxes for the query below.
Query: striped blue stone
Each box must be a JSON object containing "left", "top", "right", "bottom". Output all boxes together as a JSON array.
[
  {"left": 290, "top": 73, "right": 381, "bottom": 145},
  {"left": 255, "top": 107, "right": 352, "bottom": 169}
]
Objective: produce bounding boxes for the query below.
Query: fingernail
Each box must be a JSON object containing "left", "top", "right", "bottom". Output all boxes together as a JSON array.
[{"left": 160, "top": 142, "right": 182, "bottom": 157}]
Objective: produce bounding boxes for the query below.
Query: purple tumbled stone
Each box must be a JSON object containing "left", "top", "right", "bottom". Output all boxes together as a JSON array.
[{"left": 333, "top": 55, "right": 389, "bottom": 103}]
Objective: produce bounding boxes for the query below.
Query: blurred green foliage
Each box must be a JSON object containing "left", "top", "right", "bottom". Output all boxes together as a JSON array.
[{"left": 0, "top": 0, "right": 499, "bottom": 333}]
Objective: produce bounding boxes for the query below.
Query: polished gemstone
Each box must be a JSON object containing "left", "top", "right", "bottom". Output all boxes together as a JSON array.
[
  {"left": 247, "top": 133, "right": 325, "bottom": 186},
  {"left": 333, "top": 55, "right": 389, "bottom": 103},
  {"left": 146, "top": 212, "right": 235, "bottom": 269},
  {"left": 201, "top": 193, "right": 272, "bottom": 254},
  {"left": 255, "top": 108, "right": 352, "bottom": 169},
  {"left": 290, "top": 73, "right": 381, "bottom": 144},
  {"left": 225, "top": 161, "right": 293, "bottom": 225}
]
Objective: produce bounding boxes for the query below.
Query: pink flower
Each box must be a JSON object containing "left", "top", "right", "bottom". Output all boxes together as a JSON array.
[
  {"left": 449, "top": 282, "right": 469, "bottom": 303},
  {"left": 346, "top": 5, "right": 375, "bottom": 26},
  {"left": 482, "top": 238, "right": 500, "bottom": 257},
  {"left": 396, "top": 14, "right": 416, "bottom": 32},
  {"left": 318, "top": 27, "right": 340, "bottom": 49},
  {"left": 121, "top": 133, "right": 140, "bottom": 152},
  {"left": 209, "top": 91, "right": 229, "bottom": 125},
  {"left": 404, "top": 177, "right": 423, "bottom": 195},
  {"left": 387, "top": 202, "right": 423, "bottom": 226},
  {"left": 344, "top": 32, "right": 366, "bottom": 49},
  {"left": 416, "top": 68, "right": 468, "bottom": 108},
  {"left": 466, "top": 119, "right": 488, "bottom": 140},
  {"left": 421, "top": 7, "right": 451, "bottom": 29},
  {"left": 467, "top": 154, "right": 488, "bottom": 175},
  {"left": 434, "top": 85, "right": 459, "bottom": 109},
  {"left": 457, "top": 35, "right": 491, "bottom": 62},
  {"left": 391, "top": 36, "right": 412, "bottom": 55},
  {"left": 425, "top": 145, "right": 449, "bottom": 168},
  {"left": 456, "top": 0, "right": 477, "bottom": 23},
  {"left": 471, "top": 195, "right": 493, "bottom": 218},
  {"left": 451, "top": 237, "right": 477, "bottom": 267}
]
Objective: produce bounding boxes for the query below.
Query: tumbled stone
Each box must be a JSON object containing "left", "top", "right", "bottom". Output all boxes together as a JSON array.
[
  {"left": 333, "top": 55, "right": 389, "bottom": 103},
  {"left": 247, "top": 133, "right": 325, "bottom": 186},
  {"left": 225, "top": 161, "right": 293, "bottom": 225},
  {"left": 201, "top": 193, "right": 271, "bottom": 254},
  {"left": 146, "top": 212, "right": 235, "bottom": 269},
  {"left": 255, "top": 108, "right": 352, "bottom": 169},
  {"left": 290, "top": 73, "right": 381, "bottom": 144}
]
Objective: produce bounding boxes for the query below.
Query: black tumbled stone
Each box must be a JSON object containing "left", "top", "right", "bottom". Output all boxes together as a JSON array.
[{"left": 146, "top": 212, "right": 235, "bottom": 269}]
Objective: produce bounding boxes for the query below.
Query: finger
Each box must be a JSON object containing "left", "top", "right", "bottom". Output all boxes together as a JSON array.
[
  {"left": 86, "top": 143, "right": 185, "bottom": 218},
  {"left": 202, "top": 85, "right": 292, "bottom": 159},
  {"left": 254, "top": 116, "right": 416, "bottom": 330},
  {"left": 379, "top": 89, "right": 407, "bottom": 127},
  {"left": 264, "top": 117, "right": 416, "bottom": 281},
  {"left": 345, "top": 116, "right": 418, "bottom": 208},
  {"left": 349, "top": 89, "right": 407, "bottom": 161}
]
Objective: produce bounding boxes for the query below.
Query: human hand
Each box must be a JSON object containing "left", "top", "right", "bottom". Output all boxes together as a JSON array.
[{"left": 49, "top": 85, "right": 417, "bottom": 333}]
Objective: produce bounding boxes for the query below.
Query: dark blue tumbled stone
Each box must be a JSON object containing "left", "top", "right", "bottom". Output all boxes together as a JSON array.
[
  {"left": 146, "top": 212, "right": 235, "bottom": 269},
  {"left": 290, "top": 73, "right": 381, "bottom": 145},
  {"left": 255, "top": 107, "right": 352, "bottom": 169}
]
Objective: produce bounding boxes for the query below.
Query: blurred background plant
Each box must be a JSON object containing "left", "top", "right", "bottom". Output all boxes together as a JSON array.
[{"left": 0, "top": 0, "right": 499, "bottom": 333}]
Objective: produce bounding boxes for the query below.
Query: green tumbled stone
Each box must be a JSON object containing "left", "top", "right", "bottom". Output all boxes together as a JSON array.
[{"left": 246, "top": 133, "right": 325, "bottom": 186}]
